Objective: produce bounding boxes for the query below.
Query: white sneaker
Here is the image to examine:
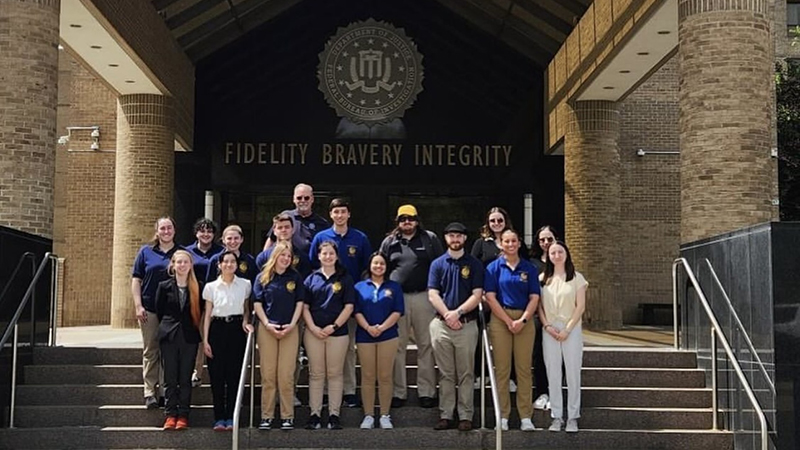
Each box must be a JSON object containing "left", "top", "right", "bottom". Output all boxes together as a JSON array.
[
  {"left": 509, "top": 379, "right": 517, "bottom": 393},
  {"left": 520, "top": 418, "right": 536, "bottom": 431},
  {"left": 498, "top": 418, "right": 509, "bottom": 431},
  {"left": 548, "top": 418, "right": 564, "bottom": 432},
  {"left": 379, "top": 414, "right": 393, "bottom": 429},
  {"left": 533, "top": 394, "right": 549, "bottom": 410},
  {"left": 293, "top": 395, "right": 302, "bottom": 407},
  {"left": 360, "top": 415, "right": 374, "bottom": 429},
  {"left": 565, "top": 418, "right": 579, "bottom": 433}
]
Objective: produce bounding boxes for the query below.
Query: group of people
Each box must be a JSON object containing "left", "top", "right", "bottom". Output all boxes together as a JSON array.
[{"left": 130, "top": 183, "right": 587, "bottom": 434}]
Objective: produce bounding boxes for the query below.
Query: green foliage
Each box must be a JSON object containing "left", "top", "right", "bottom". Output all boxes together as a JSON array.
[{"left": 777, "top": 59, "right": 800, "bottom": 220}]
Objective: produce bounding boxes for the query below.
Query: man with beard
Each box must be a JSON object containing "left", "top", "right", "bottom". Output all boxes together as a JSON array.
[
  {"left": 263, "top": 183, "right": 329, "bottom": 257},
  {"left": 427, "top": 222, "right": 484, "bottom": 431},
  {"left": 379, "top": 205, "right": 443, "bottom": 409}
]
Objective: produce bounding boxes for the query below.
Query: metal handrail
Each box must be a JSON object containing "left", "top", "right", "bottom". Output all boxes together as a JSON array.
[
  {"left": 0, "top": 252, "right": 36, "bottom": 310},
  {"left": 232, "top": 323, "right": 256, "bottom": 450},
  {"left": 477, "top": 302, "right": 502, "bottom": 450},
  {"left": 48, "top": 257, "right": 63, "bottom": 347},
  {"left": 699, "top": 258, "right": 775, "bottom": 395},
  {"left": 672, "top": 258, "right": 768, "bottom": 450}
]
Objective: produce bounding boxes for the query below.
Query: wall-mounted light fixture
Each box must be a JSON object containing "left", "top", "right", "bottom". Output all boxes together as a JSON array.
[
  {"left": 63, "top": 125, "right": 100, "bottom": 151},
  {"left": 636, "top": 148, "right": 679, "bottom": 157}
]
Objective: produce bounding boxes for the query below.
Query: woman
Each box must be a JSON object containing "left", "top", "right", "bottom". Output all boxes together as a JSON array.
[
  {"left": 202, "top": 250, "right": 255, "bottom": 431},
  {"left": 484, "top": 229, "right": 540, "bottom": 432},
  {"left": 354, "top": 252, "right": 404, "bottom": 429},
  {"left": 530, "top": 225, "right": 558, "bottom": 411},
  {"left": 205, "top": 225, "right": 259, "bottom": 284},
  {"left": 253, "top": 242, "right": 305, "bottom": 431},
  {"left": 471, "top": 207, "right": 529, "bottom": 264},
  {"left": 538, "top": 241, "right": 587, "bottom": 433},
  {"left": 155, "top": 250, "right": 202, "bottom": 430},
  {"left": 131, "top": 217, "right": 182, "bottom": 409},
  {"left": 302, "top": 241, "right": 355, "bottom": 430}
]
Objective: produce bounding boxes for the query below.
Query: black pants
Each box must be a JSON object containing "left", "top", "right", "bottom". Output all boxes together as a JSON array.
[
  {"left": 161, "top": 331, "right": 198, "bottom": 417},
  {"left": 533, "top": 315, "right": 549, "bottom": 397},
  {"left": 207, "top": 318, "right": 247, "bottom": 421}
]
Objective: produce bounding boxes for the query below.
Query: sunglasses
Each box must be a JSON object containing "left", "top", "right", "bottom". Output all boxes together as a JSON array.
[
  {"left": 489, "top": 218, "right": 505, "bottom": 224},
  {"left": 398, "top": 215, "right": 418, "bottom": 223},
  {"left": 295, "top": 195, "right": 311, "bottom": 201},
  {"left": 538, "top": 236, "right": 554, "bottom": 243}
]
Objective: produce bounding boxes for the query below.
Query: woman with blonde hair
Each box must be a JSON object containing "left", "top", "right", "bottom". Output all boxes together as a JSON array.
[
  {"left": 253, "top": 242, "right": 305, "bottom": 430},
  {"left": 205, "top": 224, "right": 259, "bottom": 284},
  {"left": 155, "top": 250, "right": 202, "bottom": 430}
]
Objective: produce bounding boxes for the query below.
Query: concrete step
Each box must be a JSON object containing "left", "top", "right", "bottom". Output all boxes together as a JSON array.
[
  {"left": 0, "top": 426, "right": 734, "bottom": 449},
  {"left": 16, "top": 384, "right": 712, "bottom": 409},
  {"left": 11, "top": 404, "right": 713, "bottom": 430}
]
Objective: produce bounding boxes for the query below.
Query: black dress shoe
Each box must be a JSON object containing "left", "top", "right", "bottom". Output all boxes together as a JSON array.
[
  {"left": 419, "top": 396, "right": 436, "bottom": 408},
  {"left": 145, "top": 396, "right": 158, "bottom": 409},
  {"left": 434, "top": 418, "right": 451, "bottom": 430},
  {"left": 391, "top": 397, "right": 405, "bottom": 408}
]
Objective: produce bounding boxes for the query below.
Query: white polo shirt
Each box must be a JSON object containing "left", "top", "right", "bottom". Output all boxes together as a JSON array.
[{"left": 203, "top": 276, "right": 252, "bottom": 317}]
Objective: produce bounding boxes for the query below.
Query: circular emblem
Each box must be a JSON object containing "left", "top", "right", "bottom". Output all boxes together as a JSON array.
[
  {"left": 318, "top": 18, "right": 424, "bottom": 125},
  {"left": 239, "top": 261, "right": 248, "bottom": 274},
  {"left": 332, "top": 281, "right": 342, "bottom": 293},
  {"left": 460, "top": 265, "right": 470, "bottom": 280},
  {"left": 384, "top": 289, "right": 393, "bottom": 297},
  {"left": 292, "top": 256, "right": 300, "bottom": 268},
  {"left": 519, "top": 272, "right": 528, "bottom": 282},
  {"left": 348, "top": 246, "right": 357, "bottom": 257},
  {"left": 286, "top": 281, "right": 296, "bottom": 292}
]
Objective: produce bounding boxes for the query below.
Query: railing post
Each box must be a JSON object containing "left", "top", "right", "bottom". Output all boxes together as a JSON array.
[
  {"left": 9, "top": 324, "right": 19, "bottom": 428},
  {"left": 48, "top": 258, "right": 59, "bottom": 347},
  {"left": 480, "top": 327, "right": 486, "bottom": 429},
  {"left": 672, "top": 261, "right": 679, "bottom": 350},
  {"left": 711, "top": 327, "right": 718, "bottom": 431},
  {"left": 250, "top": 333, "right": 256, "bottom": 428}
]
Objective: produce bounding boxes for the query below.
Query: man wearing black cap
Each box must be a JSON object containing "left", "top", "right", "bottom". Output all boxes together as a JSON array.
[
  {"left": 427, "top": 222, "right": 484, "bottom": 431},
  {"left": 380, "top": 204, "right": 443, "bottom": 409}
]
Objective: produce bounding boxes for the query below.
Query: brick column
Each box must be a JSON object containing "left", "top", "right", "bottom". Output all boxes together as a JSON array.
[
  {"left": 679, "top": 1, "right": 776, "bottom": 243},
  {"left": 110, "top": 94, "right": 174, "bottom": 328},
  {"left": 565, "top": 100, "right": 622, "bottom": 330},
  {"left": 0, "top": 0, "right": 60, "bottom": 237}
]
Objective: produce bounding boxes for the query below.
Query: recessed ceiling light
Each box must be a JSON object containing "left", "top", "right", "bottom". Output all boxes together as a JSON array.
[
  {"left": 69, "top": 24, "right": 82, "bottom": 28},
  {"left": 108, "top": 64, "right": 119, "bottom": 68},
  {"left": 603, "top": 86, "right": 614, "bottom": 90},
  {"left": 637, "top": 52, "right": 649, "bottom": 56},
  {"left": 90, "top": 45, "right": 102, "bottom": 49},
  {"left": 657, "top": 30, "right": 671, "bottom": 35},
  {"left": 619, "top": 70, "right": 631, "bottom": 74},
  {"left": 125, "top": 80, "right": 136, "bottom": 83}
]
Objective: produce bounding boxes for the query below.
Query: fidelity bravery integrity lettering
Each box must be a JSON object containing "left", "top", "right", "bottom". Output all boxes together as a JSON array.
[{"left": 223, "top": 142, "right": 513, "bottom": 167}]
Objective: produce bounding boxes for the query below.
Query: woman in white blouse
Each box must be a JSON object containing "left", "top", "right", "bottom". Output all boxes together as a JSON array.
[{"left": 537, "top": 240, "right": 587, "bottom": 433}]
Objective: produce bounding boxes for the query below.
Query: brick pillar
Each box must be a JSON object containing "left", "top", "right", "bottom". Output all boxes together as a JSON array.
[
  {"left": 679, "top": 1, "right": 776, "bottom": 243},
  {"left": 565, "top": 100, "right": 622, "bottom": 330},
  {"left": 0, "top": 0, "right": 60, "bottom": 237},
  {"left": 110, "top": 94, "right": 174, "bottom": 328}
]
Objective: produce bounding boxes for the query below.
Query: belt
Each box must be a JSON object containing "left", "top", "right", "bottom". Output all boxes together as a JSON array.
[
  {"left": 212, "top": 315, "right": 243, "bottom": 323},
  {"left": 436, "top": 314, "right": 476, "bottom": 324}
]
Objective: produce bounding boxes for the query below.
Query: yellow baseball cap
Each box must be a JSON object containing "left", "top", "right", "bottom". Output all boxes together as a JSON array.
[{"left": 396, "top": 204, "right": 418, "bottom": 219}]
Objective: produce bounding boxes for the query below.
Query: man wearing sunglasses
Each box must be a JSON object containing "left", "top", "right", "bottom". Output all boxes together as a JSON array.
[
  {"left": 263, "top": 183, "right": 329, "bottom": 257},
  {"left": 379, "top": 205, "right": 444, "bottom": 409}
]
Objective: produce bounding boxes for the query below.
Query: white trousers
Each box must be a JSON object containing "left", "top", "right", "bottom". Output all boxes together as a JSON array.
[{"left": 542, "top": 321, "right": 582, "bottom": 421}]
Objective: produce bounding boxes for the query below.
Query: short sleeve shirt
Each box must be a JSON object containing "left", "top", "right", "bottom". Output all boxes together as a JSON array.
[
  {"left": 484, "top": 257, "right": 541, "bottom": 310},
  {"left": 253, "top": 270, "right": 304, "bottom": 325},
  {"left": 308, "top": 227, "right": 372, "bottom": 280},
  {"left": 427, "top": 252, "right": 484, "bottom": 315},
  {"left": 354, "top": 279, "right": 404, "bottom": 343},
  {"left": 206, "top": 252, "right": 258, "bottom": 284},
  {"left": 539, "top": 271, "right": 588, "bottom": 324},
  {"left": 202, "top": 276, "right": 252, "bottom": 317},
  {"left": 132, "top": 244, "right": 182, "bottom": 312},
  {"left": 256, "top": 247, "right": 312, "bottom": 279},
  {"left": 303, "top": 270, "right": 355, "bottom": 337}
]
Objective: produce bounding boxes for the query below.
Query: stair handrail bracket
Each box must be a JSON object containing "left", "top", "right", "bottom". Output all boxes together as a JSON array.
[{"left": 672, "top": 257, "right": 769, "bottom": 450}]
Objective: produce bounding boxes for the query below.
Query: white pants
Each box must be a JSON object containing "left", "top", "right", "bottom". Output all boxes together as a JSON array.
[{"left": 542, "top": 321, "right": 582, "bottom": 421}]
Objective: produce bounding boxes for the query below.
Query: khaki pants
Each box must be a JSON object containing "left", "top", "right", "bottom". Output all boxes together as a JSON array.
[
  {"left": 140, "top": 311, "right": 163, "bottom": 398},
  {"left": 393, "top": 291, "right": 437, "bottom": 399},
  {"left": 358, "top": 338, "right": 398, "bottom": 416},
  {"left": 543, "top": 321, "right": 582, "bottom": 421},
  {"left": 489, "top": 309, "right": 535, "bottom": 419},
  {"left": 257, "top": 323, "right": 299, "bottom": 419},
  {"left": 429, "top": 318, "right": 478, "bottom": 421},
  {"left": 304, "top": 330, "right": 349, "bottom": 416}
]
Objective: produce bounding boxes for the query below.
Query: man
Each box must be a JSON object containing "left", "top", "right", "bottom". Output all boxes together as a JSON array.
[
  {"left": 428, "top": 222, "right": 484, "bottom": 432},
  {"left": 379, "top": 205, "right": 443, "bottom": 409},
  {"left": 308, "top": 198, "right": 372, "bottom": 408},
  {"left": 185, "top": 218, "right": 224, "bottom": 387},
  {"left": 263, "top": 183, "right": 329, "bottom": 257}
]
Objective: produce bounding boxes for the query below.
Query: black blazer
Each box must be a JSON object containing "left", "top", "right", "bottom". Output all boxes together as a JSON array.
[{"left": 155, "top": 279, "right": 202, "bottom": 344}]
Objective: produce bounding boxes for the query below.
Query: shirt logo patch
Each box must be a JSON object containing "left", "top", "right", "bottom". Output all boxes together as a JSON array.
[
  {"left": 519, "top": 272, "right": 528, "bottom": 282},
  {"left": 384, "top": 289, "right": 393, "bottom": 297},
  {"left": 286, "top": 281, "right": 296, "bottom": 292},
  {"left": 332, "top": 281, "right": 342, "bottom": 293},
  {"left": 348, "top": 245, "right": 358, "bottom": 257},
  {"left": 292, "top": 256, "right": 300, "bottom": 267},
  {"left": 461, "top": 265, "right": 470, "bottom": 279},
  {"left": 239, "top": 261, "right": 248, "bottom": 273}
]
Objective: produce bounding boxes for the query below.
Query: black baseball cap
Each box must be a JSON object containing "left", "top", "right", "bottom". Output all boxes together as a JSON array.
[{"left": 443, "top": 222, "right": 468, "bottom": 234}]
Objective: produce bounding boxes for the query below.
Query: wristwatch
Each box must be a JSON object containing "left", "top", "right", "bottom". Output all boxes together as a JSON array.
[
  {"left": 457, "top": 308, "right": 464, "bottom": 317},
  {"left": 332, "top": 323, "right": 340, "bottom": 331},
  {"left": 522, "top": 317, "right": 528, "bottom": 323}
]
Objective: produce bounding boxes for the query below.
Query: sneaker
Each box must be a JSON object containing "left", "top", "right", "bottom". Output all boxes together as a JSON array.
[
  {"left": 294, "top": 395, "right": 302, "bottom": 407},
  {"left": 145, "top": 396, "right": 159, "bottom": 410},
  {"left": 533, "top": 394, "right": 549, "bottom": 410},
  {"left": 565, "top": 419, "right": 579, "bottom": 433},
  {"left": 280, "top": 418, "right": 294, "bottom": 430},
  {"left": 342, "top": 394, "right": 359, "bottom": 408},
  {"left": 520, "top": 418, "right": 536, "bottom": 431},
  {"left": 191, "top": 370, "right": 202, "bottom": 387},
  {"left": 258, "top": 418, "right": 273, "bottom": 430},
  {"left": 213, "top": 420, "right": 227, "bottom": 431},
  {"left": 225, "top": 419, "right": 234, "bottom": 430},
  {"left": 419, "top": 396, "right": 436, "bottom": 408},
  {"left": 499, "top": 418, "right": 509, "bottom": 431},
  {"left": 509, "top": 379, "right": 517, "bottom": 393},
  {"left": 327, "top": 414, "right": 342, "bottom": 430},
  {"left": 549, "top": 418, "right": 564, "bottom": 432},
  {"left": 379, "top": 414, "right": 393, "bottom": 429},
  {"left": 305, "top": 414, "right": 321, "bottom": 430},
  {"left": 457, "top": 419, "right": 473, "bottom": 431},
  {"left": 163, "top": 416, "right": 177, "bottom": 430},
  {"left": 391, "top": 397, "right": 405, "bottom": 408},
  {"left": 175, "top": 416, "right": 189, "bottom": 430},
  {"left": 360, "top": 415, "right": 375, "bottom": 429}
]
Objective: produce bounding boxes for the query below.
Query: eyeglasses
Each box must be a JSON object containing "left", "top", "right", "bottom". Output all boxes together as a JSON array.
[
  {"left": 295, "top": 195, "right": 311, "bottom": 201},
  {"left": 398, "top": 215, "right": 418, "bottom": 223},
  {"left": 489, "top": 218, "right": 505, "bottom": 224},
  {"left": 538, "top": 236, "right": 554, "bottom": 243}
]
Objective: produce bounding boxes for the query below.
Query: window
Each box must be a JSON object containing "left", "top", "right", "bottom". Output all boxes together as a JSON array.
[{"left": 789, "top": 1, "right": 800, "bottom": 36}]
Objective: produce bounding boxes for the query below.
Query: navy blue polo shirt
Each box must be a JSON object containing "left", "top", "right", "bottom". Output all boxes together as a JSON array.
[
  {"left": 308, "top": 227, "right": 372, "bottom": 280},
  {"left": 253, "top": 270, "right": 305, "bottom": 325},
  {"left": 354, "top": 279, "right": 405, "bottom": 343},
  {"left": 427, "top": 252, "right": 484, "bottom": 312},
  {"left": 205, "top": 251, "right": 259, "bottom": 285},
  {"left": 132, "top": 244, "right": 183, "bottom": 312},
  {"left": 484, "top": 256, "right": 541, "bottom": 310},
  {"left": 256, "top": 247, "right": 312, "bottom": 279},
  {"left": 266, "top": 209, "right": 329, "bottom": 257},
  {"left": 303, "top": 270, "right": 355, "bottom": 337},
  {"left": 186, "top": 242, "right": 224, "bottom": 283}
]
